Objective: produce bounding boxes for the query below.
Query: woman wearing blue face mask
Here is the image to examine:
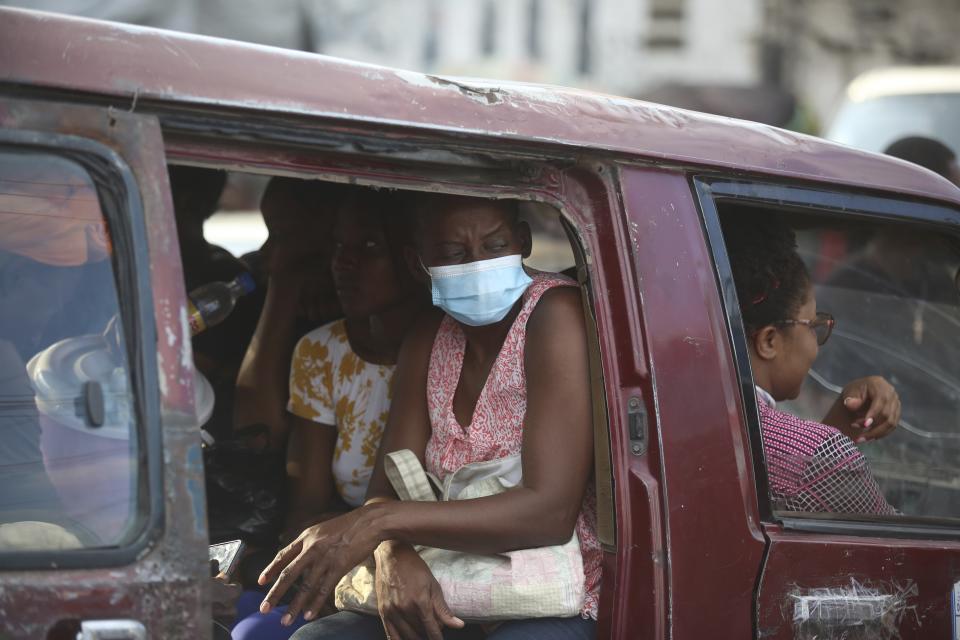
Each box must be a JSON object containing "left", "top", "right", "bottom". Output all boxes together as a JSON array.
[{"left": 259, "top": 195, "right": 598, "bottom": 640}]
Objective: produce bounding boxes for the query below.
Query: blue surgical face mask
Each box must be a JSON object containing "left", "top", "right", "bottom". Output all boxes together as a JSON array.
[{"left": 426, "top": 254, "right": 533, "bottom": 326}]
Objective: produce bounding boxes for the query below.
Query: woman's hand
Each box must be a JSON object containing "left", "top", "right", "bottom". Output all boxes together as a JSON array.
[
  {"left": 210, "top": 573, "right": 242, "bottom": 620},
  {"left": 823, "top": 376, "right": 901, "bottom": 443},
  {"left": 258, "top": 506, "right": 384, "bottom": 625},
  {"left": 373, "top": 542, "right": 464, "bottom": 640}
]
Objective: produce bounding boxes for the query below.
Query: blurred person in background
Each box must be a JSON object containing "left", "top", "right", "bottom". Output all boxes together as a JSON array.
[{"left": 884, "top": 136, "right": 960, "bottom": 187}]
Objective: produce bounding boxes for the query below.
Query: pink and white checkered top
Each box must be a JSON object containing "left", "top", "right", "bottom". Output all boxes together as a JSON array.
[
  {"left": 757, "top": 389, "right": 896, "bottom": 515},
  {"left": 425, "top": 270, "right": 602, "bottom": 619}
]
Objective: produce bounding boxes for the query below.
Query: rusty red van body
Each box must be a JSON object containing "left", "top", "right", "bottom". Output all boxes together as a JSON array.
[{"left": 2, "top": 7, "right": 960, "bottom": 640}]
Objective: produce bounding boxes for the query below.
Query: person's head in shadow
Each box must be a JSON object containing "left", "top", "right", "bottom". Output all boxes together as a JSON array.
[
  {"left": 168, "top": 165, "right": 228, "bottom": 278},
  {"left": 884, "top": 136, "right": 960, "bottom": 187},
  {"left": 724, "top": 211, "right": 834, "bottom": 402},
  {"left": 259, "top": 177, "right": 350, "bottom": 327},
  {"left": 332, "top": 188, "right": 425, "bottom": 329}
]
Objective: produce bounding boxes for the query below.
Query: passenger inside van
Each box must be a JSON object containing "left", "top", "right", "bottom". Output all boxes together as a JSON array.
[
  {"left": 233, "top": 177, "right": 348, "bottom": 451},
  {"left": 257, "top": 194, "right": 600, "bottom": 640},
  {"left": 723, "top": 211, "right": 900, "bottom": 515},
  {"left": 170, "top": 165, "right": 262, "bottom": 440},
  {"left": 231, "top": 188, "right": 427, "bottom": 639},
  {"left": 214, "top": 177, "right": 348, "bottom": 587}
]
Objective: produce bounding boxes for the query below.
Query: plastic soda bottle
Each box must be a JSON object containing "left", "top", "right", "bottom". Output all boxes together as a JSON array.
[{"left": 186, "top": 272, "right": 256, "bottom": 336}]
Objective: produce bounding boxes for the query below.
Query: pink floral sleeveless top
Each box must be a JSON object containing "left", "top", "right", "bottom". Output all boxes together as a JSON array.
[{"left": 425, "top": 270, "right": 602, "bottom": 619}]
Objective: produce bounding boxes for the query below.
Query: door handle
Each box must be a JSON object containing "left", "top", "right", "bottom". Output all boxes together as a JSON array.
[
  {"left": 793, "top": 592, "right": 896, "bottom": 625},
  {"left": 79, "top": 620, "right": 147, "bottom": 640},
  {"left": 792, "top": 581, "right": 917, "bottom": 633}
]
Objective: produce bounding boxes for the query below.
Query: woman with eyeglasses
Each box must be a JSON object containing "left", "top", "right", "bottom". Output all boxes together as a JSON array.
[{"left": 724, "top": 212, "right": 900, "bottom": 515}]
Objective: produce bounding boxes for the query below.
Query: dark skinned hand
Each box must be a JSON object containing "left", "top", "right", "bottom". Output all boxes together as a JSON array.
[
  {"left": 373, "top": 542, "right": 464, "bottom": 640},
  {"left": 257, "top": 507, "right": 380, "bottom": 626},
  {"left": 822, "top": 375, "right": 901, "bottom": 443}
]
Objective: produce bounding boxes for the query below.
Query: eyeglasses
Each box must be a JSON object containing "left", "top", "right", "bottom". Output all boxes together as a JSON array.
[{"left": 776, "top": 311, "right": 836, "bottom": 346}]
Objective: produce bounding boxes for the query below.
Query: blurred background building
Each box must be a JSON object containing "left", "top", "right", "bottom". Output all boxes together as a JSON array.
[{"left": 5, "top": 0, "right": 960, "bottom": 132}]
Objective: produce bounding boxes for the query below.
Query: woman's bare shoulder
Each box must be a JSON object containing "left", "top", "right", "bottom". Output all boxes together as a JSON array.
[
  {"left": 527, "top": 284, "right": 584, "bottom": 335},
  {"left": 400, "top": 307, "right": 446, "bottom": 359}
]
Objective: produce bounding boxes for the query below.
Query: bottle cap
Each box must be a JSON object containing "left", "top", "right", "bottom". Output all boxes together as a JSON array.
[{"left": 235, "top": 271, "right": 256, "bottom": 295}]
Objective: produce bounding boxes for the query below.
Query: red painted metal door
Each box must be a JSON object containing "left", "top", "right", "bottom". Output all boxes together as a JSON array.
[
  {"left": 757, "top": 525, "right": 960, "bottom": 638},
  {"left": 694, "top": 177, "right": 960, "bottom": 640},
  {"left": 618, "top": 166, "right": 768, "bottom": 638},
  {"left": 0, "top": 97, "right": 209, "bottom": 639}
]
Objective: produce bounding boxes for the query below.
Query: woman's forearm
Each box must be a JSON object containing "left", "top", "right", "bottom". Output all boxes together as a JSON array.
[
  {"left": 363, "top": 487, "right": 581, "bottom": 555},
  {"left": 234, "top": 279, "right": 302, "bottom": 446}
]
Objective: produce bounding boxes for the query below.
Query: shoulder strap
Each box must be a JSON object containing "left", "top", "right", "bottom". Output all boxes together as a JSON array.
[{"left": 385, "top": 450, "right": 438, "bottom": 502}]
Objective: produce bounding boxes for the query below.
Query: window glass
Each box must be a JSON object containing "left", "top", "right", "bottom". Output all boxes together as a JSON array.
[
  {"left": 721, "top": 203, "right": 960, "bottom": 523},
  {"left": 0, "top": 149, "right": 140, "bottom": 550},
  {"left": 788, "top": 221, "right": 960, "bottom": 521}
]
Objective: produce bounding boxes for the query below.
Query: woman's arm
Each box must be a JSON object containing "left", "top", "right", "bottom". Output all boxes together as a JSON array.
[
  {"left": 233, "top": 277, "right": 303, "bottom": 450},
  {"left": 259, "top": 287, "right": 594, "bottom": 619},
  {"left": 381, "top": 286, "right": 593, "bottom": 549},
  {"left": 796, "top": 432, "right": 897, "bottom": 515},
  {"left": 363, "top": 309, "right": 443, "bottom": 503},
  {"left": 282, "top": 415, "right": 339, "bottom": 542}
]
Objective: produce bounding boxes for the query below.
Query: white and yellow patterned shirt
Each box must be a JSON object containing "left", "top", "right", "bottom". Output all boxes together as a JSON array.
[{"left": 287, "top": 319, "right": 393, "bottom": 507}]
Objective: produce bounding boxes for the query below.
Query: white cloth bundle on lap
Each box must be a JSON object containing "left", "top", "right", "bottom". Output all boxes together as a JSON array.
[{"left": 335, "top": 449, "right": 585, "bottom": 621}]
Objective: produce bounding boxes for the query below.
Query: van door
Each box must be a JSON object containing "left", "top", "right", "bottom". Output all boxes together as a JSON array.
[
  {"left": 0, "top": 98, "right": 208, "bottom": 639},
  {"left": 618, "top": 167, "right": 768, "bottom": 638},
  {"left": 699, "top": 178, "right": 960, "bottom": 640}
]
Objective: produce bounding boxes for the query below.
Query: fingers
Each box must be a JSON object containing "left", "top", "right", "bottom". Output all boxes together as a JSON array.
[
  {"left": 260, "top": 548, "right": 311, "bottom": 615},
  {"left": 843, "top": 395, "right": 865, "bottom": 412},
  {"left": 421, "top": 610, "right": 446, "bottom": 640},
  {"left": 382, "top": 618, "right": 403, "bottom": 640},
  {"left": 382, "top": 610, "right": 421, "bottom": 640},
  {"left": 859, "top": 403, "right": 898, "bottom": 441},
  {"left": 281, "top": 561, "right": 328, "bottom": 625},
  {"left": 852, "top": 378, "right": 900, "bottom": 443},
  {"left": 301, "top": 572, "right": 341, "bottom": 622},
  {"left": 259, "top": 538, "right": 303, "bottom": 587},
  {"left": 211, "top": 579, "right": 242, "bottom": 618},
  {"left": 431, "top": 590, "right": 464, "bottom": 630}
]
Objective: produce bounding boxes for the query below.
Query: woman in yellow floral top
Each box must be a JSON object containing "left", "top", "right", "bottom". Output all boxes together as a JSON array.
[{"left": 284, "top": 189, "right": 425, "bottom": 537}]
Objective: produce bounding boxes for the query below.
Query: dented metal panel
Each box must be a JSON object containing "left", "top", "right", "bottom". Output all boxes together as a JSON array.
[{"left": 757, "top": 528, "right": 960, "bottom": 639}]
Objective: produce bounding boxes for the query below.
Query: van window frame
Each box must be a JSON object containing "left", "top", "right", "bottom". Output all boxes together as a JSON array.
[
  {"left": 0, "top": 129, "right": 164, "bottom": 569},
  {"left": 694, "top": 174, "right": 960, "bottom": 540}
]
